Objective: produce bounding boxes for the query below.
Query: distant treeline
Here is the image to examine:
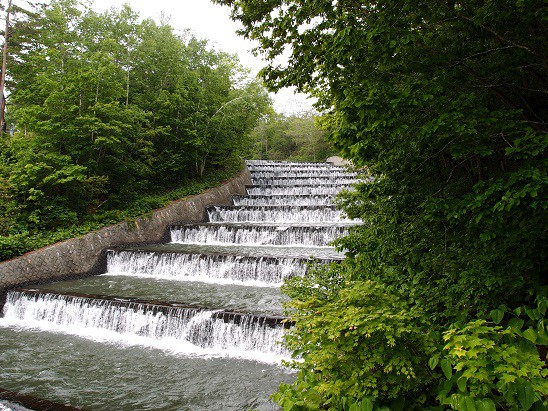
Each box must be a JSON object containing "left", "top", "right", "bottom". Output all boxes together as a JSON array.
[
  {"left": 248, "top": 113, "right": 338, "bottom": 161},
  {"left": 247, "top": 112, "right": 338, "bottom": 162}
]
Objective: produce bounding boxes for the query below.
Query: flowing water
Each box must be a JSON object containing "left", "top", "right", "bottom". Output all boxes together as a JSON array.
[
  {"left": 245, "top": 184, "right": 348, "bottom": 195},
  {"left": 0, "top": 160, "right": 359, "bottom": 410},
  {"left": 206, "top": 205, "right": 356, "bottom": 223},
  {"left": 232, "top": 194, "right": 335, "bottom": 206}
]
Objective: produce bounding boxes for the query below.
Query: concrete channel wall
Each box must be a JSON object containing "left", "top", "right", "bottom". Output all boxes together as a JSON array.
[{"left": 0, "top": 168, "right": 251, "bottom": 293}]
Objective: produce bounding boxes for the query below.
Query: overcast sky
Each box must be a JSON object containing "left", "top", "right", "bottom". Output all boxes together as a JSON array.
[{"left": 90, "top": 0, "right": 315, "bottom": 115}]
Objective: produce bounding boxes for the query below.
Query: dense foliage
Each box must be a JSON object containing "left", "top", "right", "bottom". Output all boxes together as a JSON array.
[
  {"left": 0, "top": 0, "right": 270, "bottom": 260},
  {"left": 216, "top": 0, "right": 547, "bottom": 409},
  {"left": 248, "top": 112, "right": 337, "bottom": 161}
]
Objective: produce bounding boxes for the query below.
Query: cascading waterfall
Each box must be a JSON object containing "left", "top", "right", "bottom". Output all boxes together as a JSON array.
[
  {"left": 2, "top": 291, "right": 198, "bottom": 337},
  {"left": 106, "top": 250, "right": 325, "bottom": 286},
  {"left": 232, "top": 194, "right": 334, "bottom": 206},
  {"left": 0, "top": 158, "right": 361, "bottom": 409},
  {"left": 246, "top": 185, "right": 347, "bottom": 196},
  {"left": 1, "top": 291, "right": 290, "bottom": 363},
  {"left": 206, "top": 205, "right": 356, "bottom": 223},
  {"left": 250, "top": 171, "right": 356, "bottom": 179},
  {"left": 250, "top": 176, "right": 359, "bottom": 186},
  {"left": 246, "top": 160, "right": 344, "bottom": 169},
  {"left": 247, "top": 161, "right": 345, "bottom": 170},
  {"left": 170, "top": 223, "right": 350, "bottom": 247}
]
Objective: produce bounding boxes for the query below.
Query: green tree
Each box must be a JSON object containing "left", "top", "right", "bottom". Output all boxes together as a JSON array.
[
  {"left": 6, "top": 0, "right": 150, "bottom": 225},
  {"left": 217, "top": 0, "right": 547, "bottom": 408},
  {"left": 0, "top": 0, "right": 271, "bottom": 258}
]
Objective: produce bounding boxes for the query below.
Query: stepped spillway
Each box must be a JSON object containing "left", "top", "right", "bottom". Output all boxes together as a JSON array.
[
  {"left": 246, "top": 184, "right": 348, "bottom": 196},
  {"left": 206, "top": 205, "right": 356, "bottom": 223},
  {"left": 106, "top": 249, "right": 337, "bottom": 286},
  {"left": 246, "top": 160, "right": 345, "bottom": 170},
  {"left": 0, "top": 158, "right": 360, "bottom": 410},
  {"left": 232, "top": 194, "right": 335, "bottom": 206},
  {"left": 170, "top": 223, "right": 352, "bottom": 247},
  {"left": 250, "top": 176, "right": 359, "bottom": 186},
  {"left": 250, "top": 171, "right": 356, "bottom": 179},
  {"left": 2, "top": 290, "right": 290, "bottom": 363}
]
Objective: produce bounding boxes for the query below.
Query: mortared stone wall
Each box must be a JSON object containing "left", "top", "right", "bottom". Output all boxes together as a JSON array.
[{"left": 0, "top": 168, "right": 251, "bottom": 295}]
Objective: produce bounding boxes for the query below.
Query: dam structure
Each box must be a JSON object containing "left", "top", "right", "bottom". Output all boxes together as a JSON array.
[{"left": 0, "top": 160, "right": 360, "bottom": 411}]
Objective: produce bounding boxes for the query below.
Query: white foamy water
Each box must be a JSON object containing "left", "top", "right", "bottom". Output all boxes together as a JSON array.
[
  {"left": 207, "top": 205, "right": 356, "bottom": 223},
  {"left": 232, "top": 194, "right": 334, "bottom": 206},
  {"left": 250, "top": 177, "right": 359, "bottom": 186},
  {"left": 246, "top": 160, "right": 339, "bottom": 166},
  {"left": 170, "top": 224, "right": 349, "bottom": 247},
  {"left": 246, "top": 185, "right": 347, "bottom": 196},
  {"left": 0, "top": 403, "right": 32, "bottom": 411},
  {"left": 106, "top": 250, "right": 318, "bottom": 287},
  {"left": 1, "top": 291, "right": 290, "bottom": 364},
  {"left": 250, "top": 171, "right": 356, "bottom": 179}
]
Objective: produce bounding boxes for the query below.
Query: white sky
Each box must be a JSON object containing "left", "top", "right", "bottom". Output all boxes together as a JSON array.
[{"left": 90, "top": 0, "right": 315, "bottom": 115}]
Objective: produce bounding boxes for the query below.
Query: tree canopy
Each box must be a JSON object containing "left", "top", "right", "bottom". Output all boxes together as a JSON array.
[
  {"left": 0, "top": 0, "right": 271, "bottom": 259},
  {"left": 216, "top": 0, "right": 547, "bottom": 409}
]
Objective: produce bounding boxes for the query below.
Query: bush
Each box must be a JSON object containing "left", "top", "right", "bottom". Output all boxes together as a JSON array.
[
  {"left": 0, "top": 166, "right": 242, "bottom": 261},
  {"left": 433, "top": 299, "right": 548, "bottom": 411},
  {"left": 275, "top": 265, "right": 438, "bottom": 410}
]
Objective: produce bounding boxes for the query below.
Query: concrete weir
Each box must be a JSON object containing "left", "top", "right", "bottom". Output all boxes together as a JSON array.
[{"left": 9, "top": 288, "right": 293, "bottom": 329}]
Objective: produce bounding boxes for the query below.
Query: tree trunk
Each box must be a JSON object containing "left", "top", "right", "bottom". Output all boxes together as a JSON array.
[
  {"left": 0, "top": 0, "right": 13, "bottom": 134},
  {"left": 125, "top": 54, "right": 130, "bottom": 106}
]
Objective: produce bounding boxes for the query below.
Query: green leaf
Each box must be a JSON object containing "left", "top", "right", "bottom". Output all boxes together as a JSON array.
[
  {"left": 457, "top": 376, "right": 468, "bottom": 392},
  {"left": 522, "top": 327, "right": 538, "bottom": 343},
  {"left": 490, "top": 309, "right": 504, "bottom": 324},
  {"left": 525, "top": 307, "right": 540, "bottom": 321},
  {"left": 463, "top": 396, "right": 476, "bottom": 411},
  {"left": 428, "top": 356, "right": 439, "bottom": 370},
  {"left": 441, "top": 359, "right": 453, "bottom": 380},
  {"left": 517, "top": 384, "right": 535, "bottom": 410},
  {"left": 359, "top": 398, "right": 374, "bottom": 411},
  {"left": 508, "top": 318, "right": 524, "bottom": 331},
  {"left": 475, "top": 399, "right": 496, "bottom": 411},
  {"left": 452, "top": 394, "right": 477, "bottom": 411}
]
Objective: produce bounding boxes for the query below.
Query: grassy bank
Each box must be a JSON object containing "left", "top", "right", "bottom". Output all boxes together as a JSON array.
[{"left": 0, "top": 166, "right": 242, "bottom": 262}]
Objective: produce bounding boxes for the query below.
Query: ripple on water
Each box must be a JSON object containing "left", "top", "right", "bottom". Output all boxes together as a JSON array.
[{"left": 0, "top": 327, "right": 294, "bottom": 411}]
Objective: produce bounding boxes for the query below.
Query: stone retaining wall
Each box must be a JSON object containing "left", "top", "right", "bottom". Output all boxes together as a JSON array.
[{"left": 0, "top": 168, "right": 251, "bottom": 293}]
